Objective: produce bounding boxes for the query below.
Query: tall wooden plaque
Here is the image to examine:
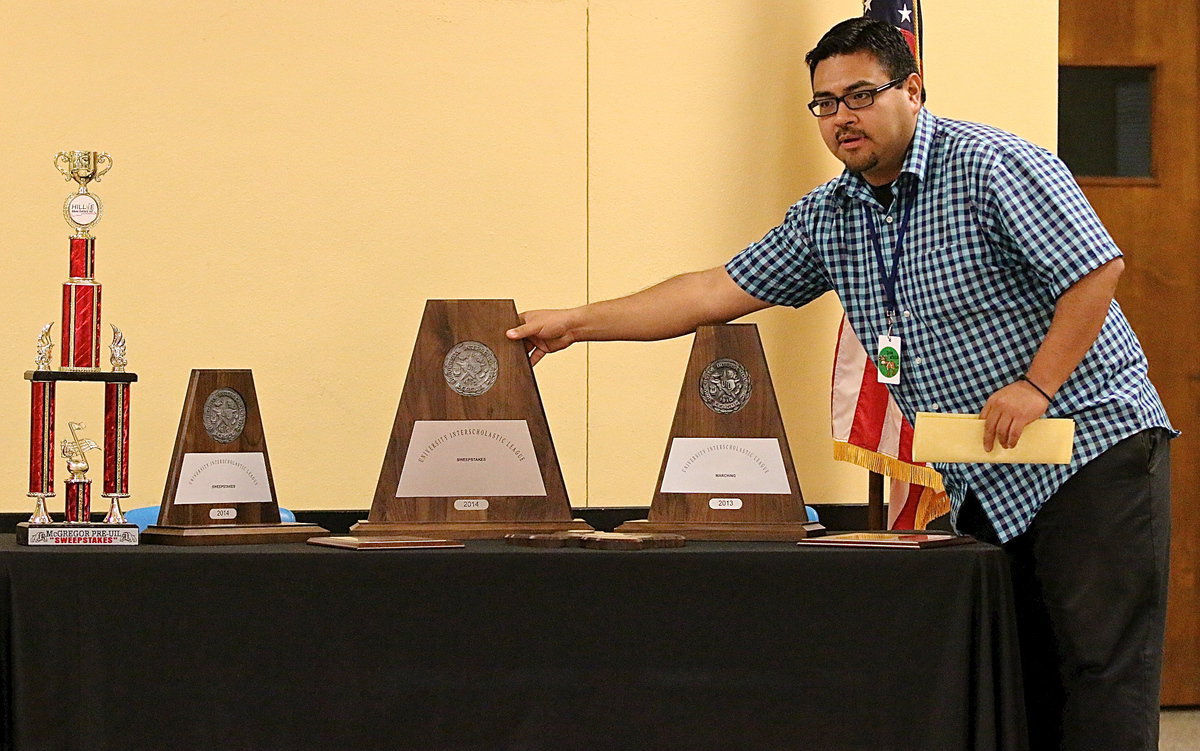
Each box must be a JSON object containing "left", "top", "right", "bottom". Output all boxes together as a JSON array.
[
  {"left": 141, "top": 369, "right": 327, "bottom": 545},
  {"left": 351, "top": 300, "right": 591, "bottom": 539},
  {"left": 617, "top": 324, "right": 824, "bottom": 541}
]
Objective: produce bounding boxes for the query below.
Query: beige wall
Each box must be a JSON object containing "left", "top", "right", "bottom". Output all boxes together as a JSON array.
[{"left": 0, "top": 1, "right": 1056, "bottom": 514}]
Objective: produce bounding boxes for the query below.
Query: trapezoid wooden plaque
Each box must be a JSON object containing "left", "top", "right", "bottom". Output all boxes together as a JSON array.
[
  {"left": 351, "top": 299, "right": 591, "bottom": 539},
  {"left": 141, "top": 369, "right": 328, "bottom": 545},
  {"left": 617, "top": 324, "right": 824, "bottom": 541}
]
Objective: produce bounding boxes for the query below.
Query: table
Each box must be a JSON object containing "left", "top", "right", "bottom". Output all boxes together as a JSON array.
[{"left": 0, "top": 537, "right": 1026, "bottom": 750}]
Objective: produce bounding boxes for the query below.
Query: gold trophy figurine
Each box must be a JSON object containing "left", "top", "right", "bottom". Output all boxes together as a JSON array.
[
  {"left": 61, "top": 421, "right": 101, "bottom": 523},
  {"left": 62, "top": 421, "right": 99, "bottom": 480}
]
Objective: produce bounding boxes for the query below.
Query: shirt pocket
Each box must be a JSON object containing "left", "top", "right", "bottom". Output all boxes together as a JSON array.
[{"left": 903, "top": 226, "right": 1041, "bottom": 320}]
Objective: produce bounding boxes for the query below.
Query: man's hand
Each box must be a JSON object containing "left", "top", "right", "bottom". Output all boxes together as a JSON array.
[
  {"left": 505, "top": 267, "right": 771, "bottom": 365},
  {"left": 980, "top": 381, "right": 1051, "bottom": 451},
  {"left": 507, "top": 309, "right": 578, "bottom": 365}
]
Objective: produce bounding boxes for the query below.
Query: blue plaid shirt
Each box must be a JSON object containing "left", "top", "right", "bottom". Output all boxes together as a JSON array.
[{"left": 727, "top": 109, "right": 1173, "bottom": 542}]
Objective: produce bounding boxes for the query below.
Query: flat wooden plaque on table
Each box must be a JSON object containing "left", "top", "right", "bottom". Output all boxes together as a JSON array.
[
  {"left": 505, "top": 531, "right": 685, "bottom": 550},
  {"left": 797, "top": 532, "right": 974, "bottom": 549},
  {"left": 308, "top": 536, "right": 465, "bottom": 550},
  {"left": 351, "top": 299, "right": 591, "bottom": 540},
  {"left": 617, "top": 324, "right": 824, "bottom": 541},
  {"left": 141, "top": 369, "right": 328, "bottom": 545}
]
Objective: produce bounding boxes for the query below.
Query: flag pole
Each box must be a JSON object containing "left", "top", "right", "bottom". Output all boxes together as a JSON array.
[{"left": 868, "top": 471, "right": 885, "bottom": 530}]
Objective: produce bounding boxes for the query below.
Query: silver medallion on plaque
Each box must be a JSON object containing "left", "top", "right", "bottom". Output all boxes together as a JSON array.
[
  {"left": 699, "top": 358, "right": 752, "bottom": 414},
  {"left": 443, "top": 341, "right": 499, "bottom": 397},
  {"left": 203, "top": 388, "right": 247, "bottom": 443}
]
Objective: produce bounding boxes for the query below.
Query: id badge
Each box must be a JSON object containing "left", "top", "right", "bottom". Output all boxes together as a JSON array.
[{"left": 876, "top": 335, "right": 902, "bottom": 384}]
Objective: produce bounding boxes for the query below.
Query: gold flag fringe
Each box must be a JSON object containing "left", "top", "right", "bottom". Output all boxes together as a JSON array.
[
  {"left": 914, "top": 486, "right": 951, "bottom": 530},
  {"left": 832, "top": 440, "right": 945, "bottom": 492}
]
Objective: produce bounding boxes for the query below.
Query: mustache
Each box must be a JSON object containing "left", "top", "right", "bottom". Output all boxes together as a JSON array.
[{"left": 836, "top": 128, "right": 867, "bottom": 143}]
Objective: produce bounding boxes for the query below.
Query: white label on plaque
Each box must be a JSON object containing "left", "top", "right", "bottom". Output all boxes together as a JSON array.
[
  {"left": 453, "top": 499, "right": 490, "bottom": 511},
  {"left": 659, "top": 438, "right": 791, "bottom": 494},
  {"left": 174, "top": 452, "right": 272, "bottom": 505},
  {"left": 210, "top": 508, "right": 238, "bottom": 520},
  {"left": 709, "top": 497, "right": 744, "bottom": 510},
  {"left": 396, "top": 420, "right": 546, "bottom": 498}
]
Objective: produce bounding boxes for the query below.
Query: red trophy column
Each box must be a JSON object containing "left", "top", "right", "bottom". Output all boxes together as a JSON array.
[
  {"left": 64, "top": 478, "right": 91, "bottom": 523},
  {"left": 104, "top": 383, "right": 130, "bottom": 497},
  {"left": 28, "top": 382, "right": 55, "bottom": 497},
  {"left": 61, "top": 237, "right": 101, "bottom": 371}
]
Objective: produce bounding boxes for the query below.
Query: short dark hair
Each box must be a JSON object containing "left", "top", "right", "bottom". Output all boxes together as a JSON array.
[{"left": 805, "top": 17, "right": 920, "bottom": 84}]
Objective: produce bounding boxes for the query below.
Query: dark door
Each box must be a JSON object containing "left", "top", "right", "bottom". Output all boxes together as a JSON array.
[{"left": 1060, "top": 0, "right": 1200, "bottom": 704}]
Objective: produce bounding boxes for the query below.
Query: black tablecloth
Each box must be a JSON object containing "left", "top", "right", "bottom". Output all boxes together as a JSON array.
[{"left": 0, "top": 537, "right": 1026, "bottom": 751}]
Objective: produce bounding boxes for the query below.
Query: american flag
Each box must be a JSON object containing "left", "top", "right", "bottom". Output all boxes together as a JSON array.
[
  {"left": 863, "top": 0, "right": 922, "bottom": 75},
  {"left": 829, "top": 0, "right": 947, "bottom": 530}
]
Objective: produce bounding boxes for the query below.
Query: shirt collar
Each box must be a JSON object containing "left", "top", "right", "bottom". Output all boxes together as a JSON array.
[{"left": 832, "top": 107, "right": 937, "bottom": 205}]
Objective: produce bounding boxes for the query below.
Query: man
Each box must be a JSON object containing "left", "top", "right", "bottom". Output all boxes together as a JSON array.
[{"left": 507, "top": 17, "right": 1173, "bottom": 751}]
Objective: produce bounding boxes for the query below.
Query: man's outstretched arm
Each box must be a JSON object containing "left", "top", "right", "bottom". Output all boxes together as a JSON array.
[{"left": 506, "top": 266, "right": 771, "bottom": 364}]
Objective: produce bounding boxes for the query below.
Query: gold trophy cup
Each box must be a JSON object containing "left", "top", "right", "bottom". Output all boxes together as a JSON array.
[{"left": 54, "top": 151, "right": 112, "bottom": 238}]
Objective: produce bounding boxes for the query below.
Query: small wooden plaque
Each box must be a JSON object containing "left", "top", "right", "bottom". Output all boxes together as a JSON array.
[
  {"left": 308, "top": 536, "right": 464, "bottom": 550},
  {"left": 353, "top": 300, "right": 592, "bottom": 540},
  {"left": 616, "top": 324, "right": 823, "bottom": 541},
  {"left": 505, "top": 531, "right": 592, "bottom": 548},
  {"left": 142, "top": 369, "right": 328, "bottom": 546}
]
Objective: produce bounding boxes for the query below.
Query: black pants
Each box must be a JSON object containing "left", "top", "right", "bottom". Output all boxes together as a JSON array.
[{"left": 956, "top": 428, "right": 1172, "bottom": 751}]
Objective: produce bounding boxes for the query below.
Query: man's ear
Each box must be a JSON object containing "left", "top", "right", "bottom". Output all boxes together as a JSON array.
[{"left": 905, "top": 73, "right": 924, "bottom": 109}]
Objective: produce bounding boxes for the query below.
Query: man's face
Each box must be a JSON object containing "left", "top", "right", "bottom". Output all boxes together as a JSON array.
[{"left": 811, "top": 51, "right": 922, "bottom": 186}]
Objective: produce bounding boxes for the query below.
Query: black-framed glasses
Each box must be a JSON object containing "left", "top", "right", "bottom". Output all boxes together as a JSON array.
[{"left": 807, "top": 76, "right": 908, "bottom": 117}]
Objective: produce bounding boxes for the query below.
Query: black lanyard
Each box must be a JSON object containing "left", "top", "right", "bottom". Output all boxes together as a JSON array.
[{"left": 865, "top": 187, "right": 915, "bottom": 326}]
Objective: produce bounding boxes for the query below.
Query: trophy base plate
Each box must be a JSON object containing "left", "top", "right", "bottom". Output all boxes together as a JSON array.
[
  {"left": 350, "top": 519, "right": 593, "bottom": 540},
  {"left": 17, "top": 521, "right": 139, "bottom": 546},
  {"left": 140, "top": 522, "right": 329, "bottom": 546},
  {"left": 614, "top": 519, "right": 826, "bottom": 542}
]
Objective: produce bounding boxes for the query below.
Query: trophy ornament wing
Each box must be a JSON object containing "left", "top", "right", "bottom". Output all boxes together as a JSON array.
[
  {"left": 34, "top": 322, "right": 55, "bottom": 370},
  {"left": 109, "top": 324, "right": 127, "bottom": 371}
]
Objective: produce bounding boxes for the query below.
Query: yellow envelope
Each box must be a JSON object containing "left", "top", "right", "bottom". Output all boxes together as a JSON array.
[{"left": 911, "top": 412, "right": 1075, "bottom": 464}]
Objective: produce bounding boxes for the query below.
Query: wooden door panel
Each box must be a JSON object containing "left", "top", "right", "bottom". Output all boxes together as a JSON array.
[{"left": 1060, "top": 0, "right": 1200, "bottom": 705}]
